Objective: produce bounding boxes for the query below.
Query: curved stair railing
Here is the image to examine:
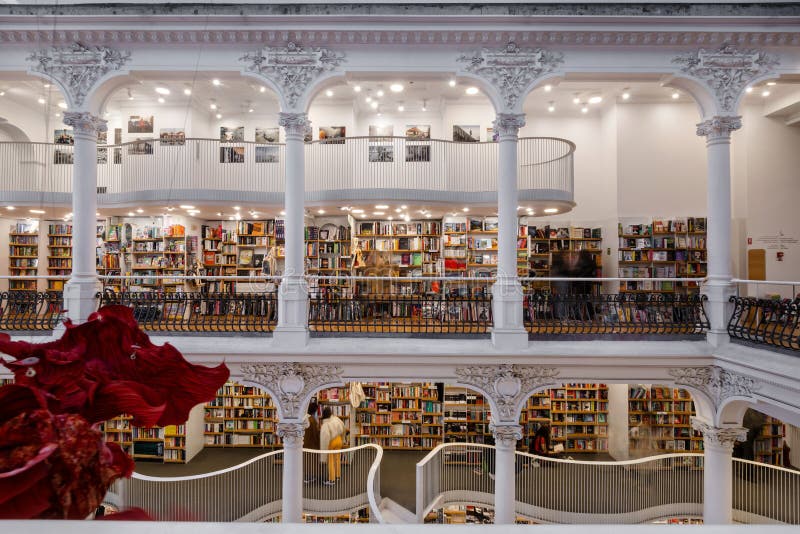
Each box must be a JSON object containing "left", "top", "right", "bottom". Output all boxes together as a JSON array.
[{"left": 416, "top": 444, "right": 800, "bottom": 524}]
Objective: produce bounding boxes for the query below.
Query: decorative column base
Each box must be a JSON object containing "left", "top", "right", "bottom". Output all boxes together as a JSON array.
[
  {"left": 491, "top": 279, "right": 528, "bottom": 350},
  {"left": 63, "top": 275, "right": 101, "bottom": 324},
  {"left": 702, "top": 279, "right": 736, "bottom": 347},
  {"left": 274, "top": 278, "right": 309, "bottom": 347},
  {"left": 491, "top": 423, "right": 523, "bottom": 525}
]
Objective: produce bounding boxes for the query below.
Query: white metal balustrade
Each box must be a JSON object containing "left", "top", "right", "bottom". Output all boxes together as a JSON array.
[{"left": 0, "top": 137, "right": 574, "bottom": 205}]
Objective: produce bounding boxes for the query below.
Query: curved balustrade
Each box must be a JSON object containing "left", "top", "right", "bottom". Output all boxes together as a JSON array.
[
  {"left": 0, "top": 137, "right": 574, "bottom": 205},
  {"left": 0, "top": 290, "right": 63, "bottom": 331},
  {"left": 728, "top": 295, "right": 800, "bottom": 351},
  {"left": 733, "top": 458, "right": 800, "bottom": 524}
]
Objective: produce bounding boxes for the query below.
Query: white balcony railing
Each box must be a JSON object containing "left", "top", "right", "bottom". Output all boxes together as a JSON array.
[{"left": 0, "top": 137, "right": 574, "bottom": 206}]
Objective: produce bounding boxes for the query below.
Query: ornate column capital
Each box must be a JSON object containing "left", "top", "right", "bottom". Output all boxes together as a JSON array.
[
  {"left": 673, "top": 44, "right": 779, "bottom": 113},
  {"left": 276, "top": 422, "right": 305, "bottom": 448},
  {"left": 455, "top": 364, "right": 560, "bottom": 423},
  {"left": 27, "top": 44, "right": 130, "bottom": 109},
  {"left": 239, "top": 362, "right": 342, "bottom": 419},
  {"left": 491, "top": 423, "right": 523, "bottom": 449},
  {"left": 493, "top": 113, "right": 526, "bottom": 139},
  {"left": 241, "top": 42, "right": 344, "bottom": 110},
  {"left": 668, "top": 365, "right": 758, "bottom": 410},
  {"left": 696, "top": 116, "right": 742, "bottom": 141},
  {"left": 63, "top": 111, "right": 107, "bottom": 137},
  {"left": 691, "top": 417, "right": 747, "bottom": 450},
  {"left": 458, "top": 42, "right": 563, "bottom": 112},
  {"left": 279, "top": 112, "right": 312, "bottom": 139}
]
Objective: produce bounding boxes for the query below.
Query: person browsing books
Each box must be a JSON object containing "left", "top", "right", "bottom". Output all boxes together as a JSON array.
[{"left": 319, "top": 407, "right": 346, "bottom": 485}]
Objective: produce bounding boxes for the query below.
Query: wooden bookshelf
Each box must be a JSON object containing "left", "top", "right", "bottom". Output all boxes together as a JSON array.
[
  {"left": 549, "top": 384, "right": 609, "bottom": 453},
  {"left": 525, "top": 224, "right": 603, "bottom": 293},
  {"left": 8, "top": 223, "right": 39, "bottom": 292},
  {"left": 754, "top": 415, "right": 786, "bottom": 466},
  {"left": 100, "top": 224, "right": 122, "bottom": 287},
  {"left": 204, "top": 381, "right": 280, "bottom": 448},
  {"left": 44, "top": 224, "right": 72, "bottom": 293},
  {"left": 162, "top": 225, "right": 188, "bottom": 292},
  {"left": 306, "top": 222, "right": 353, "bottom": 299},
  {"left": 317, "top": 386, "right": 352, "bottom": 444},
  {"left": 443, "top": 385, "right": 492, "bottom": 445},
  {"left": 628, "top": 385, "right": 703, "bottom": 457}
]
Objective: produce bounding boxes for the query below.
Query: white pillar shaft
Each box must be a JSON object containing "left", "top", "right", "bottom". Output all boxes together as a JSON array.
[
  {"left": 278, "top": 422, "right": 304, "bottom": 523},
  {"left": 703, "top": 442, "right": 734, "bottom": 524},
  {"left": 493, "top": 441, "right": 516, "bottom": 524},
  {"left": 497, "top": 135, "right": 518, "bottom": 281},
  {"left": 706, "top": 136, "right": 732, "bottom": 283},
  {"left": 72, "top": 130, "right": 98, "bottom": 278},
  {"left": 284, "top": 134, "right": 305, "bottom": 280}
]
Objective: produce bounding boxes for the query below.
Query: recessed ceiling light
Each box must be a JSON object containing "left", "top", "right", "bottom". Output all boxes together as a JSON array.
[
  {"left": 155, "top": 87, "right": 170, "bottom": 95},
  {"left": 325, "top": 89, "right": 334, "bottom": 97},
  {"left": 588, "top": 96, "right": 603, "bottom": 104},
  {"left": 365, "top": 96, "right": 372, "bottom": 103},
  {"left": 462, "top": 207, "right": 469, "bottom": 212},
  {"left": 248, "top": 108, "right": 254, "bottom": 113},
  {"left": 6, "top": 206, "right": 14, "bottom": 210},
  {"left": 216, "top": 113, "right": 222, "bottom": 119},
  {"left": 622, "top": 92, "right": 631, "bottom": 100},
  {"left": 767, "top": 81, "right": 777, "bottom": 86},
  {"left": 544, "top": 84, "right": 552, "bottom": 92},
  {"left": 547, "top": 103, "right": 555, "bottom": 113},
  {"left": 370, "top": 101, "right": 378, "bottom": 109},
  {"left": 259, "top": 86, "right": 266, "bottom": 93},
  {"left": 317, "top": 209, "right": 325, "bottom": 214},
  {"left": 43, "top": 83, "right": 50, "bottom": 88},
  {"left": 30, "top": 209, "right": 45, "bottom": 214},
  {"left": 352, "top": 209, "right": 364, "bottom": 214},
  {"left": 210, "top": 102, "right": 217, "bottom": 110},
  {"left": 37, "top": 97, "right": 46, "bottom": 104},
  {"left": 212, "top": 79, "right": 221, "bottom": 86},
  {"left": 136, "top": 208, "right": 143, "bottom": 213},
  {"left": 358, "top": 213, "right": 366, "bottom": 218},
  {"left": 761, "top": 90, "right": 771, "bottom": 97},
  {"left": 280, "top": 210, "right": 286, "bottom": 216},
  {"left": 353, "top": 85, "right": 362, "bottom": 93},
  {"left": 671, "top": 92, "right": 680, "bottom": 99},
  {"left": 377, "top": 112, "right": 382, "bottom": 117},
  {"left": 581, "top": 106, "right": 589, "bottom": 113},
  {"left": 448, "top": 79, "right": 456, "bottom": 87},
  {"left": 157, "top": 97, "right": 165, "bottom": 104},
  {"left": 373, "top": 211, "right": 385, "bottom": 216},
  {"left": 216, "top": 212, "right": 222, "bottom": 217},
  {"left": 375, "top": 205, "right": 389, "bottom": 209},
  {"left": 388, "top": 216, "right": 394, "bottom": 221},
  {"left": 55, "top": 112, "right": 61, "bottom": 117},
  {"left": 465, "top": 87, "right": 479, "bottom": 95},
  {"left": 390, "top": 83, "right": 403, "bottom": 93},
  {"left": 397, "top": 105, "right": 405, "bottom": 112},
  {"left": 572, "top": 96, "right": 580, "bottom": 105},
  {"left": 233, "top": 206, "right": 240, "bottom": 210},
  {"left": 183, "top": 88, "right": 192, "bottom": 96},
  {"left": 127, "top": 211, "right": 135, "bottom": 216},
  {"left": 376, "top": 90, "right": 385, "bottom": 97},
  {"left": 179, "top": 205, "right": 195, "bottom": 209},
  {"left": 425, "top": 213, "right": 432, "bottom": 218},
  {"left": 403, "top": 215, "right": 411, "bottom": 222},
  {"left": 745, "top": 87, "right": 754, "bottom": 94},
  {"left": 401, "top": 205, "right": 407, "bottom": 209},
  {"left": 0, "top": 91, "right": 5, "bottom": 96},
  {"left": 228, "top": 216, "right": 234, "bottom": 220},
  {"left": 395, "top": 208, "right": 402, "bottom": 213},
  {"left": 544, "top": 208, "right": 558, "bottom": 214},
  {"left": 167, "top": 206, "right": 175, "bottom": 211},
  {"left": 58, "top": 102, "right": 67, "bottom": 109}
]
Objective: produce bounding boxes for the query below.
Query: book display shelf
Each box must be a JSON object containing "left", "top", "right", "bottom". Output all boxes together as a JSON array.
[
  {"left": 204, "top": 381, "right": 280, "bottom": 448},
  {"left": 525, "top": 224, "right": 603, "bottom": 293},
  {"left": 443, "top": 386, "right": 492, "bottom": 444},
  {"left": 754, "top": 415, "right": 786, "bottom": 466},
  {"left": 617, "top": 217, "right": 707, "bottom": 294},
  {"left": 549, "top": 384, "right": 609, "bottom": 453},
  {"left": 46, "top": 224, "right": 71, "bottom": 293},
  {"left": 628, "top": 385, "right": 703, "bottom": 461},
  {"left": 100, "top": 224, "right": 122, "bottom": 288},
  {"left": 354, "top": 382, "right": 442, "bottom": 449},
  {"left": 305, "top": 222, "right": 353, "bottom": 299},
  {"left": 8, "top": 222, "right": 39, "bottom": 292}
]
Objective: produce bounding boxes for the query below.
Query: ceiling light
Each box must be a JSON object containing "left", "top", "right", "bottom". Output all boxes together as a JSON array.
[
  {"left": 167, "top": 206, "right": 175, "bottom": 211},
  {"left": 401, "top": 205, "right": 407, "bottom": 209},
  {"left": 358, "top": 213, "right": 366, "bottom": 218},
  {"left": 572, "top": 96, "right": 580, "bottom": 105},
  {"left": 155, "top": 87, "right": 170, "bottom": 95},
  {"left": 622, "top": 92, "right": 631, "bottom": 100},
  {"left": 527, "top": 209, "right": 534, "bottom": 214},
  {"left": 248, "top": 108, "right": 254, "bottom": 113},
  {"left": 377, "top": 90, "right": 385, "bottom": 97},
  {"left": 761, "top": 90, "right": 771, "bottom": 97},
  {"left": 280, "top": 210, "right": 286, "bottom": 216},
  {"left": 375, "top": 205, "right": 389, "bottom": 209},
  {"left": 0, "top": 91, "right": 5, "bottom": 96},
  {"left": 465, "top": 87, "right": 479, "bottom": 95},
  {"left": 353, "top": 85, "right": 362, "bottom": 93},
  {"left": 588, "top": 96, "right": 603, "bottom": 104},
  {"left": 365, "top": 96, "right": 372, "bottom": 103},
  {"left": 462, "top": 207, "right": 469, "bottom": 212},
  {"left": 233, "top": 206, "right": 240, "bottom": 210},
  {"left": 422, "top": 99, "right": 428, "bottom": 112},
  {"left": 228, "top": 216, "right": 234, "bottom": 220},
  {"left": 544, "top": 208, "right": 559, "bottom": 214},
  {"left": 317, "top": 209, "right": 325, "bottom": 214},
  {"left": 390, "top": 83, "right": 403, "bottom": 93},
  {"left": 581, "top": 106, "right": 589, "bottom": 113},
  {"left": 157, "top": 97, "right": 165, "bottom": 104},
  {"left": 210, "top": 102, "right": 217, "bottom": 110},
  {"left": 544, "top": 84, "right": 552, "bottom": 92},
  {"left": 30, "top": 209, "right": 45, "bottom": 214},
  {"left": 55, "top": 113, "right": 61, "bottom": 118},
  {"left": 671, "top": 92, "right": 680, "bottom": 99},
  {"left": 398, "top": 105, "right": 404, "bottom": 112},
  {"left": 212, "top": 79, "right": 221, "bottom": 86},
  {"left": 373, "top": 211, "right": 385, "bottom": 216},
  {"left": 127, "top": 211, "right": 135, "bottom": 216},
  {"left": 767, "top": 81, "right": 777, "bottom": 86},
  {"left": 745, "top": 87, "right": 754, "bottom": 94},
  {"left": 179, "top": 205, "right": 195, "bottom": 209},
  {"left": 448, "top": 79, "right": 456, "bottom": 87},
  {"left": 216, "top": 113, "right": 222, "bottom": 119},
  {"left": 136, "top": 208, "right": 143, "bottom": 213},
  {"left": 216, "top": 212, "right": 222, "bottom": 217},
  {"left": 370, "top": 101, "right": 378, "bottom": 109},
  {"left": 377, "top": 112, "right": 382, "bottom": 117},
  {"left": 43, "top": 83, "right": 50, "bottom": 88},
  {"left": 403, "top": 215, "right": 411, "bottom": 222},
  {"left": 127, "top": 89, "right": 133, "bottom": 100},
  {"left": 183, "top": 88, "right": 192, "bottom": 96},
  {"left": 58, "top": 102, "right": 67, "bottom": 109},
  {"left": 37, "top": 97, "right": 46, "bottom": 104},
  {"left": 547, "top": 103, "right": 555, "bottom": 113},
  {"left": 425, "top": 213, "right": 432, "bottom": 218},
  {"left": 388, "top": 216, "right": 394, "bottom": 221},
  {"left": 340, "top": 207, "right": 350, "bottom": 211},
  {"left": 352, "top": 209, "right": 364, "bottom": 214},
  {"left": 259, "top": 86, "right": 266, "bottom": 93},
  {"left": 6, "top": 206, "right": 14, "bottom": 210},
  {"left": 325, "top": 89, "right": 334, "bottom": 97}
]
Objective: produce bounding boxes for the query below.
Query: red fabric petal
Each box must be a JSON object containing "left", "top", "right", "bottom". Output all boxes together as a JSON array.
[{"left": 0, "top": 443, "right": 57, "bottom": 519}]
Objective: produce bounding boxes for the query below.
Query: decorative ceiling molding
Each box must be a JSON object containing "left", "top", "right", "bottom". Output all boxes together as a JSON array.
[
  {"left": 673, "top": 44, "right": 780, "bottom": 112},
  {"left": 240, "top": 41, "right": 344, "bottom": 109},
  {"left": 668, "top": 365, "right": 759, "bottom": 410},
  {"left": 454, "top": 364, "right": 560, "bottom": 422},
  {"left": 458, "top": 42, "right": 563, "bottom": 111},
  {"left": 2, "top": 30, "right": 798, "bottom": 47},
  {"left": 239, "top": 362, "right": 343, "bottom": 420},
  {"left": 27, "top": 43, "right": 130, "bottom": 108}
]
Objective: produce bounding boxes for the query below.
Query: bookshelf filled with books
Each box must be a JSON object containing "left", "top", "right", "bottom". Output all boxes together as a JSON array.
[
  {"left": 202, "top": 223, "right": 237, "bottom": 293},
  {"left": 8, "top": 222, "right": 39, "bottom": 292},
  {"left": 617, "top": 217, "right": 707, "bottom": 294},
  {"left": 162, "top": 224, "right": 187, "bottom": 291},
  {"left": 317, "top": 386, "right": 353, "bottom": 444},
  {"left": 443, "top": 386, "right": 492, "bottom": 445},
  {"left": 627, "top": 385, "right": 703, "bottom": 457},
  {"left": 204, "top": 381, "right": 281, "bottom": 448},
  {"left": 236, "top": 220, "right": 278, "bottom": 291},
  {"left": 754, "top": 415, "right": 786, "bottom": 466},
  {"left": 46, "top": 223, "right": 72, "bottom": 293},
  {"left": 306, "top": 222, "right": 353, "bottom": 299},
  {"left": 524, "top": 224, "right": 603, "bottom": 294},
  {"left": 100, "top": 224, "right": 122, "bottom": 288},
  {"left": 549, "top": 384, "right": 609, "bottom": 453}
]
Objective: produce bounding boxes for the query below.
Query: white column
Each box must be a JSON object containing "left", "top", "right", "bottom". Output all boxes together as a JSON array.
[
  {"left": 62, "top": 112, "right": 106, "bottom": 323},
  {"left": 697, "top": 116, "right": 741, "bottom": 347},
  {"left": 692, "top": 418, "right": 747, "bottom": 524},
  {"left": 491, "top": 423, "right": 522, "bottom": 525},
  {"left": 277, "top": 421, "right": 305, "bottom": 523},
  {"left": 491, "top": 113, "right": 528, "bottom": 350},
  {"left": 275, "top": 112, "right": 310, "bottom": 347}
]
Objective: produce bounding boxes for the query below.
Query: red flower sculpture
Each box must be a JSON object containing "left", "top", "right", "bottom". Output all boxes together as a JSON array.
[{"left": 0, "top": 305, "right": 229, "bottom": 519}]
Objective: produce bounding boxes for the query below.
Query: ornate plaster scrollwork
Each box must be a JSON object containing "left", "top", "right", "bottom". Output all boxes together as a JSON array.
[
  {"left": 455, "top": 364, "right": 560, "bottom": 422},
  {"left": 690, "top": 418, "right": 747, "bottom": 449},
  {"left": 62, "top": 111, "right": 107, "bottom": 137},
  {"left": 668, "top": 365, "right": 759, "bottom": 409},
  {"left": 276, "top": 422, "right": 306, "bottom": 447},
  {"left": 672, "top": 44, "right": 779, "bottom": 112},
  {"left": 458, "top": 42, "right": 563, "bottom": 112},
  {"left": 239, "top": 362, "right": 343, "bottom": 419},
  {"left": 490, "top": 423, "right": 523, "bottom": 448},
  {"left": 492, "top": 113, "right": 526, "bottom": 138},
  {"left": 696, "top": 116, "right": 742, "bottom": 139},
  {"left": 27, "top": 44, "right": 131, "bottom": 108},
  {"left": 279, "top": 112, "right": 312, "bottom": 139},
  {"left": 241, "top": 42, "right": 345, "bottom": 109}
]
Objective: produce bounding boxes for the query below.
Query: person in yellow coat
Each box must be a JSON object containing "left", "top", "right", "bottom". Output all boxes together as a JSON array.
[{"left": 319, "top": 407, "right": 346, "bottom": 485}]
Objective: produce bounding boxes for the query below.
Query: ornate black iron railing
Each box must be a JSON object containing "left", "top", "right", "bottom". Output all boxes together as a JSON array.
[
  {"left": 524, "top": 293, "right": 709, "bottom": 336},
  {"left": 728, "top": 296, "right": 800, "bottom": 351},
  {"left": 308, "top": 294, "right": 492, "bottom": 335},
  {"left": 97, "top": 291, "right": 277, "bottom": 333},
  {"left": 0, "top": 291, "right": 64, "bottom": 331}
]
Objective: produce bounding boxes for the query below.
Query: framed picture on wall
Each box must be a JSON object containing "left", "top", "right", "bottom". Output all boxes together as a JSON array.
[
  {"left": 128, "top": 115, "right": 154, "bottom": 134},
  {"left": 255, "top": 127, "right": 279, "bottom": 143},
  {"left": 486, "top": 127, "right": 498, "bottom": 142},
  {"left": 220, "top": 126, "right": 245, "bottom": 142},
  {"left": 159, "top": 128, "right": 186, "bottom": 146},
  {"left": 369, "top": 144, "right": 394, "bottom": 162},
  {"left": 453, "top": 124, "right": 480, "bottom": 142},
  {"left": 128, "top": 138, "right": 154, "bottom": 155},
  {"left": 319, "top": 126, "right": 346, "bottom": 144},
  {"left": 369, "top": 124, "right": 393, "bottom": 138},
  {"left": 220, "top": 146, "right": 245, "bottom": 163},
  {"left": 405, "top": 144, "right": 430, "bottom": 162},
  {"left": 405, "top": 124, "right": 430, "bottom": 140},
  {"left": 54, "top": 129, "right": 74, "bottom": 145},
  {"left": 255, "top": 146, "right": 279, "bottom": 163}
]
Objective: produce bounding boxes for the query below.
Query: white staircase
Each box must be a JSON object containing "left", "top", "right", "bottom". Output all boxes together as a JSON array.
[{"left": 379, "top": 498, "right": 416, "bottom": 524}]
